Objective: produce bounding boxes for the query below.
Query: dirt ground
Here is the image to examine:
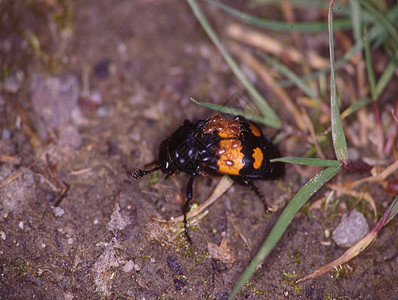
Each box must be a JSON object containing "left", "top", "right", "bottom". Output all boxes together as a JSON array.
[{"left": 1, "top": 0, "right": 397, "bottom": 299}]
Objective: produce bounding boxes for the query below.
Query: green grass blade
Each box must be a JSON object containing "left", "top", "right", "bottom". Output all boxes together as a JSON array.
[
  {"left": 250, "top": 0, "right": 338, "bottom": 12},
  {"left": 250, "top": 0, "right": 333, "bottom": 10},
  {"left": 367, "top": 6, "right": 398, "bottom": 48},
  {"left": 349, "top": 0, "right": 362, "bottom": 42},
  {"left": 364, "top": 28, "right": 377, "bottom": 100},
  {"left": 278, "top": 40, "right": 363, "bottom": 88},
  {"left": 229, "top": 166, "right": 341, "bottom": 299},
  {"left": 190, "top": 98, "right": 268, "bottom": 125},
  {"left": 328, "top": 0, "right": 348, "bottom": 161},
  {"left": 271, "top": 157, "right": 341, "bottom": 167},
  {"left": 341, "top": 97, "right": 372, "bottom": 119},
  {"left": 251, "top": 0, "right": 376, "bottom": 22},
  {"left": 187, "top": 0, "right": 280, "bottom": 128},
  {"left": 375, "top": 61, "right": 396, "bottom": 99},
  {"left": 206, "top": 0, "right": 352, "bottom": 33},
  {"left": 356, "top": 0, "right": 398, "bottom": 49},
  {"left": 258, "top": 52, "right": 318, "bottom": 99},
  {"left": 385, "top": 195, "right": 398, "bottom": 224}
]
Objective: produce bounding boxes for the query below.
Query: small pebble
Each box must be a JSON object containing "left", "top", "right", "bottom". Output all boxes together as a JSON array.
[
  {"left": 284, "top": 291, "right": 289, "bottom": 297},
  {"left": 97, "top": 107, "right": 108, "bottom": 117},
  {"left": 53, "top": 207, "right": 65, "bottom": 217},
  {"left": 18, "top": 221, "right": 24, "bottom": 230},
  {"left": 123, "top": 260, "right": 135, "bottom": 273},
  {"left": 4, "top": 71, "right": 24, "bottom": 93},
  {"left": 2, "top": 129, "right": 11, "bottom": 140},
  {"left": 58, "top": 125, "right": 83, "bottom": 149},
  {"left": 332, "top": 210, "right": 369, "bottom": 248}
]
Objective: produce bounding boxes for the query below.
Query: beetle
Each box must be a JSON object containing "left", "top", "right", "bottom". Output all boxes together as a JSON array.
[{"left": 133, "top": 115, "right": 284, "bottom": 242}]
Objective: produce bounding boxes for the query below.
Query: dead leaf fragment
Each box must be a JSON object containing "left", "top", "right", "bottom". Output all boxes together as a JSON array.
[{"left": 207, "top": 238, "right": 236, "bottom": 264}]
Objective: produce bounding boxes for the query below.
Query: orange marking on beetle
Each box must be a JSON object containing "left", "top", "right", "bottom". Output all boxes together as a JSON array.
[
  {"left": 218, "top": 129, "right": 238, "bottom": 139},
  {"left": 225, "top": 160, "right": 234, "bottom": 166},
  {"left": 231, "top": 141, "right": 240, "bottom": 149},
  {"left": 204, "top": 115, "right": 241, "bottom": 139},
  {"left": 217, "top": 147, "right": 226, "bottom": 155},
  {"left": 249, "top": 124, "right": 261, "bottom": 137},
  {"left": 217, "top": 139, "right": 244, "bottom": 175},
  {"left": 252, "top": 147, "right": 264, "bottom": 169}
]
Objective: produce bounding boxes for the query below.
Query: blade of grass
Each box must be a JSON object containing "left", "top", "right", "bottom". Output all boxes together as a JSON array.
[
  {"left": 271, "top": 157, "right": 341, "bottom": 168},
  {"left": 297, "top": 195, "right": 398, "bottom": 283},
  {"left": 251, "top": 0, "right": 375, "bottom": 23},
  {"left": 385, "top": 194, "right": 398, "bottom": 224},
  {"left": 329, "top": 0, "right": 348, "bottom": 161},
  {"left": 278, "top": 39, "right": 363, "bottom": 88},
  {"left": 190, "top": 98, "right": 269, "bottom": 125},
  {"left": 229, "top": 166, "right": 341, "bottom": 299},
  {"left": 205, "top": 0, "right": 352, "bottom": 33},
  {"left": 356, "top": 0, "right": 398, "bottom": 49},
  {"left": 340, "top": 97, "right": 372, "bottom": 119},
  {"left": 251, "top": 0, "right": 340, "bottom": 11},
  {"left": 227, "top": 23, "right": 329, "bottom": 70},
  {"left": 363, "top": 27, "right": 377, "bottom": 100},
  {"left": 367, "top": 5, "right": 398, "bottom": 48},
  {"left": 258, "top": 52, "right": 318, "bottom": 99},
  {"left": 349, "top": 0, "right": 362, "bottom": 42},
  {"left": 231, "top": 42, "right": 307, "bottom": 131},
  {"left": 374, "top": 61, "right": 396, "bottom": 99},
  {"left": 186, "top": 0, "right": 280, "bottom": 128},
  {"left": 371, "top": 0, "right": 387, "bottom": 11}
]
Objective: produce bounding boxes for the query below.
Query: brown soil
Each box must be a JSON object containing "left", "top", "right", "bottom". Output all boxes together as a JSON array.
[{"left": 1, "top": 0, "right": 397, "bottom": 299}]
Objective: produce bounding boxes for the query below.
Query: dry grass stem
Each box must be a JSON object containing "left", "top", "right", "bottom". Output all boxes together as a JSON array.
[
  {"left": 154, "top": 175, "right": 233, "bottom": 223},
  {"left": 347, "top": 160, "right": 398, "bottom": 189},
  {"left": 226, "top": 23, "right": 329, "bottom": 70},
  {"left": 230, "top": 42, "right": 307, "bottom": 131},
  {"left": 328, "top": 184, "right": 377, "bottom": 219}
]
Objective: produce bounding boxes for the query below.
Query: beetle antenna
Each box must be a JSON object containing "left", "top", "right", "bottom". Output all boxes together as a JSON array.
[{"left": 132, "top": 166, "right": 160, "bottom": 179}]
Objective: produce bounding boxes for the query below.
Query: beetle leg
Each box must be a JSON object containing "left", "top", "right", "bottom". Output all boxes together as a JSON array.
[
  {"left": 183, "top": 175, "right": 195, "bottom": 243},
  {"left": 230, "top": 176, "right": 269, "bottom": 213},
  {"left": 132, "top": 166, "right": 160, "bottom": 179}
]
